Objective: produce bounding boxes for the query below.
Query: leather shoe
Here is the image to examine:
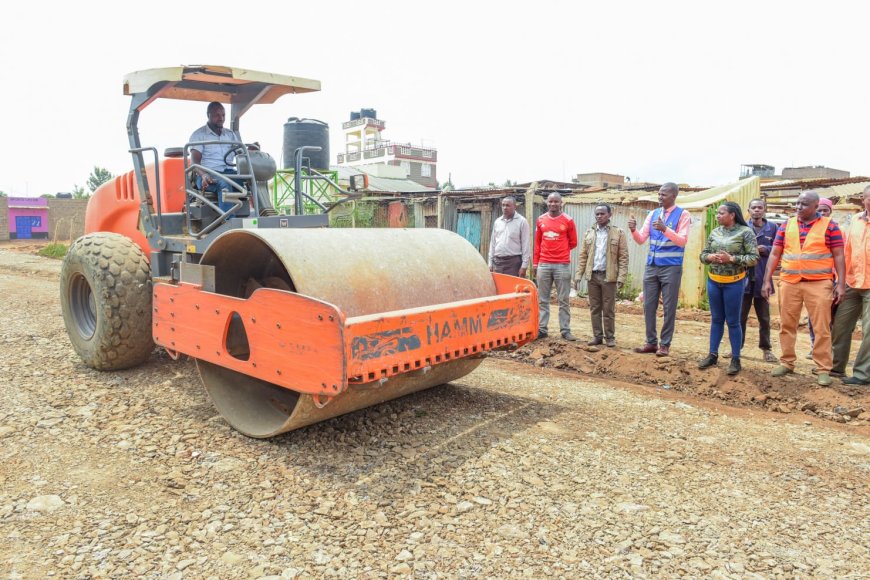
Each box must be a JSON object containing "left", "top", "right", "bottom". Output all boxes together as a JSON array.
[
  {"left": 562, "top": 332, "right": 578, "bottom": 342},
  {"left": 587, "top": 338, "right": 604, "bottom": 346},
  {"left": 727, "top": 358, "right": 741, "bottom": 375},
  {"left": 656, "top": 345, "right": 670, "bottom": 357},
  {"left": 698, "top": 353, "right": 718, "bottom": 369},
  {"left": 605, "top": 338, "right": 616, "bottom": 348},
  {"left": 842, "top": 376, "right": 870, "bottom": 386},
  {"left": 536, "top": 331, "right": 548, "bottom": 340},
  {"left": 634, "top": 343, "right": 658, "bottom": 354}
]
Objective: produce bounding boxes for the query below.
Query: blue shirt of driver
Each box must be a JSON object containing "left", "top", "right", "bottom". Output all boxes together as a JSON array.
[{"left": 189, "top": 124, "right": 242, "bottom": 173}]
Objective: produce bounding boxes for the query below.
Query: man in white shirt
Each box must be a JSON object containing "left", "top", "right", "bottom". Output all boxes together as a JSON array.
[
  {"left": 189, "top": 101, "right": 244, "bottom": 212},
  {"left": 488, "top": 196, "right": 531, "bottom": 278}
]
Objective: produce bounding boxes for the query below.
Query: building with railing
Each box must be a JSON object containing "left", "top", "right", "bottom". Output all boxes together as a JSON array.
[
  {"left": 337, "top": 109, "right": 437, "bottom": 188},
  {"left": 740, "top": 164, "right": 776, "bottom": 179}
]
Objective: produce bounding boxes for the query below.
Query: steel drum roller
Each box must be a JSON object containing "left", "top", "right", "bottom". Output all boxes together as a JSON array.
[{"left": 197, "top": 228, "right": 496, "bottom": 437}]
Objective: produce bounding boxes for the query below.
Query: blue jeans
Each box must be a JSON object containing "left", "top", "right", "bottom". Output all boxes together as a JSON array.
[
  {"left": 537, "top": 263, "right": 572, "bottom": 335},
  {"left": 195, "top": 168, "right": 245, "bottom": 213},
  {"left": 708, "top": 277, "right": 746, "bottom": 357}
]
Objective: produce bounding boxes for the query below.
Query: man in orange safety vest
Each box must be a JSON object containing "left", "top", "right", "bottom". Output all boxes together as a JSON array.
[{"left": 762, "top": 191, "right": 846, "bottom": 386}]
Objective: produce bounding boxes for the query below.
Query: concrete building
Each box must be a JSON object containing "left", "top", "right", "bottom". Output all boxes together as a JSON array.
[
  {"left": 573, "top": 172, "right": 625, "bottom": 189},
  {"left": 336, "top": 109, "right": 437, "bottom": 188},
  {"left": 7, "top": 197, "right": 49, "bottom": 239},
  {"left": 782, "top": 165, "right": 849, "bottom": 180},
  {"left": 740, "top": 164, "right": 776, "bottom": 179},
  {"left": 0, "top": 196, "right": 88, "bottom": 242},
  {"left": 0, "top": 197, "right": 8, "bottom": 240}
]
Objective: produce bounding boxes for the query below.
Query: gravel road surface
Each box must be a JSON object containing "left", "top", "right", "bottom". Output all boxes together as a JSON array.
[{"left": 1, "top": 248, "right": 868, "bottom": 578}]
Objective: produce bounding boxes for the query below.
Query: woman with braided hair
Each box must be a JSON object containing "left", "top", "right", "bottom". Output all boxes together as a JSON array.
[{"left": 698, "top": 201, "right": 759, "bottom": 375}]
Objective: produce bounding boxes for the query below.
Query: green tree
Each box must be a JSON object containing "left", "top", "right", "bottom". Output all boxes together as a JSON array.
[
  {"left": 72, "top": 184, "right": 88, "bottom": 199},
  {"left": 87, "top": 166, "right": 114, "bottom": 193}
]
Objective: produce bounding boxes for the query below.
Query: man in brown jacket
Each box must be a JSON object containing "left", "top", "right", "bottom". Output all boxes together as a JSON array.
[{"left": 575, "top": 204, "right": 629, "bottom": 347}]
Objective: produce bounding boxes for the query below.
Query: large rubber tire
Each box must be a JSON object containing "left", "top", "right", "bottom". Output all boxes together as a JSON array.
[{"left": 60, "top": 233, "right": 154, "bottom": 370}]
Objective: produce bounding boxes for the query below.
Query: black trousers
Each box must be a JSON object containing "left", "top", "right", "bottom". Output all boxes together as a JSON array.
[
  {"left": 740, "top": 290, "right": 771, "bottom": 350},
  {"left": 492, "top": 254, "right": 523, "bottom": 277}
]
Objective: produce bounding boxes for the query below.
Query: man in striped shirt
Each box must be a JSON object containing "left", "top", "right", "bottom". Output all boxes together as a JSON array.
[{"left": 762, "top": 191, "right": 845, "bottom": 386}]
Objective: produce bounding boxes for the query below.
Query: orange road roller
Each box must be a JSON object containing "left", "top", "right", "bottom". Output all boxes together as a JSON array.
[{"left": 60, "top": 65, "right": 537, "bottom": 438}]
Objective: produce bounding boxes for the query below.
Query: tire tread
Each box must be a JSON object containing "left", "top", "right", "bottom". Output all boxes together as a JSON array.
[{"left": 60, "top": 233, "right": 153, "bottom": 371}]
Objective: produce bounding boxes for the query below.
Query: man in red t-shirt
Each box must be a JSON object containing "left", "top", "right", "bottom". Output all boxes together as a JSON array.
[{"left": 533, "top": 192, "right": 578, "bottom": 340}]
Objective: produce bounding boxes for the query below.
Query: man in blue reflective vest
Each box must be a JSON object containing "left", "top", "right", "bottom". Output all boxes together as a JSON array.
[{"left": 628, "top": 183, "right": 692, "bottom": 357}]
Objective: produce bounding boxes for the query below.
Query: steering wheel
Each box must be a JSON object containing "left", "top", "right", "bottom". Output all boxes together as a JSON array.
[
  {"left": 223, "top": 142, "right": 261, "bottom": 168},
  {"left": 223, "top": 146, "right": 245, "bottom": 168}
]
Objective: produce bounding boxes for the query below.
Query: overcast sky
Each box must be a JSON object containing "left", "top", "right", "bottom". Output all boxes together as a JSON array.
[{"left": 2, "top": 1, "right": 867, "bottom": 196}]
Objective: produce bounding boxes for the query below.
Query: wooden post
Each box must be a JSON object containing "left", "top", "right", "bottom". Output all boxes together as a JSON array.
[{"left": 525, "top": 183, "right": 538, "bottom": 277}]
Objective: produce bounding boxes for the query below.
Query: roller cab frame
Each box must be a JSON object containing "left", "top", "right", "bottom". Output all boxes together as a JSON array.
[
  {"left": 117, "top": 64, "right": 328, "bottom": 269},
  {"left": 65, "top": 65, "right": 538, "bottom": 435}
]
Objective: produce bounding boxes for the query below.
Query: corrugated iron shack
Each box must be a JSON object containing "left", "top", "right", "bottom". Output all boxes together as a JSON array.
[
  {"left": 761, "top": 175, "right": 870, "bottom": 234},
  {"left": 559, "top": 176, "right": 761, "bottom": 307},
  {"left": 328, "top": 174, "right": 764, "bottom": 307}
]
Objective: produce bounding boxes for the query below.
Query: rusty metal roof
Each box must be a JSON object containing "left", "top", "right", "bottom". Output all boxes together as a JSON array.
[{"left": 761, "top": 175, "right": 870, "bottom": 191}]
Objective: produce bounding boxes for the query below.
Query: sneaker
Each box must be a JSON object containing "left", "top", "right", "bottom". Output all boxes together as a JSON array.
[
  {"left": 605, "top": 338, "right": 616, "bottom": 348},
  {"left": 536, "top": 331, "right": 548, "bottom": 340},
  {"left": 817, "top": 372, "right": 832, "bottom": 387},
  {"left": 698, "top": 353, "right": 718, "bottom": 369},
  {"left": 762, "top": 350, "right": 777, "bottom": 363},
  {"left": 655, "top": 345, "right": 670, "bottom": 357},
  {"left": 771, "top": 365, "right": 794, "bottom": 377},
  {"left": 634, "top": 343, "right": 658, "bottom": 354},
  {"left": 842, "top": 376, "right": 870, "bottom": 386},
  {"left": 587, "top": 338, "right": 604, "bottom": 346},
  {"left": 727, "top": 358, "right": 741, "bottom": 375},
  {"left": 562, "top": 333, "right": 578, "bottom": 342}
]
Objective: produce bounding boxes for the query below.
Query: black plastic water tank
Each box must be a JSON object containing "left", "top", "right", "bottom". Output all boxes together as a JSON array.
[
  {"left": 361, "top": 108, "right": 377, "bottom": 120},
  {"left": 282, "top": 118, "right": 330, "bottom": 170}
]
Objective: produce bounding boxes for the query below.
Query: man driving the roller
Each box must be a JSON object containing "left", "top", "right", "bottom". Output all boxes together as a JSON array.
[{"left": 189, "top": 101, "right": 244, "bottom": 211}]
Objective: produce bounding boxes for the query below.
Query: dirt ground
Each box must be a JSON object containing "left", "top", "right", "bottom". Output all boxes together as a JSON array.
[
  {"left": 506, "top": 295, "right": 870, "bottom": 429},
  {"left": 1, "top": 241, "right": 868, "bottom": 578}
]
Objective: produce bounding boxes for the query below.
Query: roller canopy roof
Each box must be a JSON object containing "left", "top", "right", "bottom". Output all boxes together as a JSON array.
[{"left": 123, "top": 65, "right": 320, "bottom": 105}]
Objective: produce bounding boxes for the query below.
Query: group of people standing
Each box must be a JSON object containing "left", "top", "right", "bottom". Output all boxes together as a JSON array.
[
  {"left": 488, "top": 183, "right": 870, "bottom": 388},
  {"left": 487, "top": 183, "right": 691, "bottom": 354}
]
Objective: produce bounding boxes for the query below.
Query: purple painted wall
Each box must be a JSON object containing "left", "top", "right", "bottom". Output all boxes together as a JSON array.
[{"left": 8, "top": 197, "right": 49, "bottom": 239}]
